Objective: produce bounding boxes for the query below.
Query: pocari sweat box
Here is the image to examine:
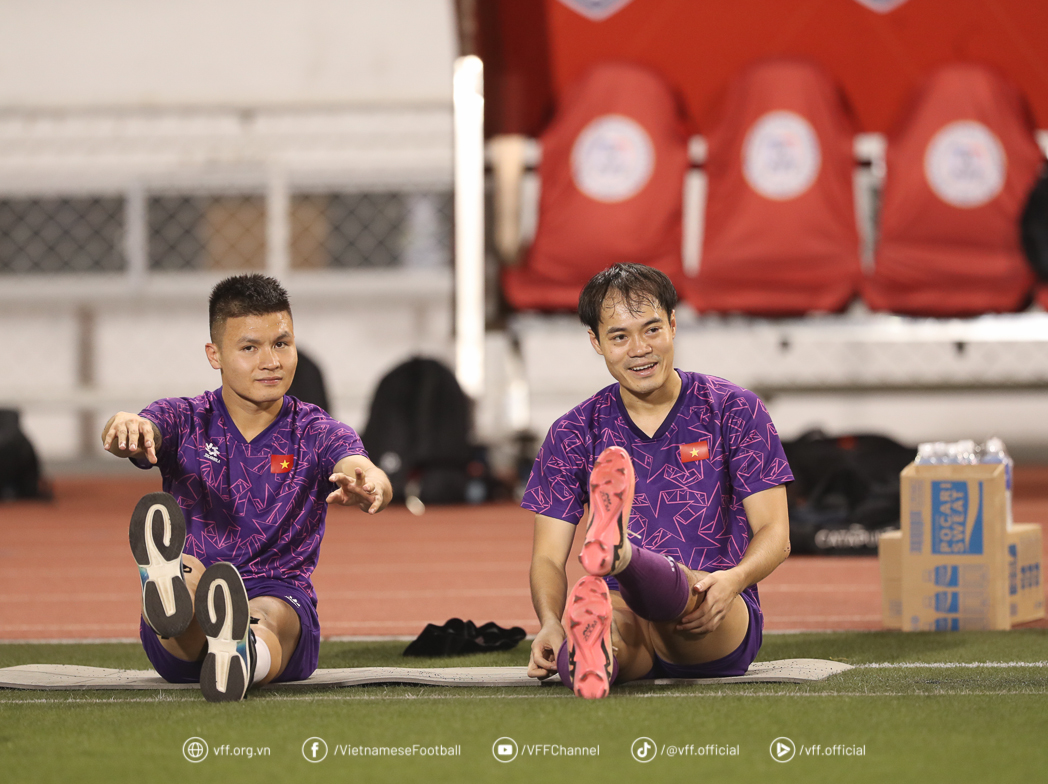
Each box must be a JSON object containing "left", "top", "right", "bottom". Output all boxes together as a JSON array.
[
  {"left": 1008, "top": 523, "right": 1044, "bottom": 625},
  {"left": 881, "top": 524, "right": 1043, "bottom": 629},
  {"left": 900, "top": 463, "right": 1008, "bottom": 631},
  {"left": 878, "top": 530, "right": 902, "bottom": 630}
]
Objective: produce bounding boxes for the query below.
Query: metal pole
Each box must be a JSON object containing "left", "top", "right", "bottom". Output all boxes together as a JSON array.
[
  {"left": 124, "top": 183, "right": 148, "bottom": 288},
  {"left": 266, "top": 166, "right": 291, "bottom": 277},
  {"left": 453, "top": 55, "right": 485, "bottom": 400}
]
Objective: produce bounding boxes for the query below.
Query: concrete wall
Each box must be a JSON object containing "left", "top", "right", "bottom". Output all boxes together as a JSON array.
[
  {"left": 0, "top": 0, "right": 461, "bottom": 467},
  {"left": 0, "top": 0, "right": 456, "bottom": 108},
  {"left": 4, "top": 271, "right": 455, "bottom": 464},
  {"left": 514, "top": 311, "right": 1048, "bottom": 463}
]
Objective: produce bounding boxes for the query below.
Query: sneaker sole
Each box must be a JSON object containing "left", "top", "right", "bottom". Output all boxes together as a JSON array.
[
  {"left": 196, "top": 562, "right": 251, "bottom": 702},
  {"left": 128, "top": 492, "right": 193, "bottom": 639},
  {"left": 580, "top": 446, "right": 634, "bottom": 576},
  {"left": 566, "top": 576, "right": 613, "bottom": 700}
]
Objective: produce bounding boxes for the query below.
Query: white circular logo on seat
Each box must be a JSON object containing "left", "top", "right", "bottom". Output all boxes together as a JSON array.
[
  {"left": 851, "top": 0, "right": 911, "bottom": 12},
  {"left": 924, "top": 120, "right": 1006, "bottom": 208},
  {"left": 571, "top": 114, "right": 655, "bottom": 203},
  {"left": 743, "top": 111, "right": 822, "bottom": 201}
]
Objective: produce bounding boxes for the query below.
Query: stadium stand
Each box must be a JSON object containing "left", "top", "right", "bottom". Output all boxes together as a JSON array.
[
  {"left": 681, "top": 59, "right": 862, "bottom": 316},
  {"left": 501, "top": 62, "right": 689, "bottom": 311},
  {"left": 863, "top": 64, "right": 1044, "bottom": 316}
]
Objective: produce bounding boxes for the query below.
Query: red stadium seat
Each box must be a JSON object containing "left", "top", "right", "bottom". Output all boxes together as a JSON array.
[
  {"left": 502, "top": 62, "right": 689, "bottom": 311},
  {"left": 863, "top": 64, "right": 1043, "bottom": 317},
  {"left": 681, "top": 59, "right": 861, "bottom": 316}
]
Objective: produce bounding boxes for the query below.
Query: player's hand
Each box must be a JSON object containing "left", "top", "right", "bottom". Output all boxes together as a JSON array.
[
  {"left": 527, "top": 620, "right": 565, "bottom": 680},
  {"left": 102, "top": 412, "right": 158, "bottom": 464},
  {"left": 326, "top": 467, "right": 388, "bottom": 514},
  {"left": 676, "top": 569, "right": 743, "bottom": 635}
]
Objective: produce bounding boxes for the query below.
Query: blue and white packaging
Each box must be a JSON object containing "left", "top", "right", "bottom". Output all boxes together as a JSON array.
[{"left": 901, "top": 462, "right": 1009, "bottom": 631}]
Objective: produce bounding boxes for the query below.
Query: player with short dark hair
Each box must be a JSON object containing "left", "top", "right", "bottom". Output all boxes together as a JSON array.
[
  {"left": 525, "top": 263, "right": 793, "bottom": 698},
  {"left": 102, "top": 273, "right": 391, "bottom": 702}
]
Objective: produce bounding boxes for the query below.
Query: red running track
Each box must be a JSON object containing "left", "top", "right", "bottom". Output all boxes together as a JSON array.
[{"left": 1, "top": 474, "right": 1045, "bottom": 640}]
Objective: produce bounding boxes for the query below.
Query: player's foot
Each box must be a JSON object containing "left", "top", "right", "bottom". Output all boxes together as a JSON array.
[
  {"left": 129, "top": 492, "right": 194, "bottom": 639},
  {"left": 580, "top": 446, "right": 634, "bottom": 576},
  {"left": 196, "top": 562, "right": 255, "bottom": 702},
  {"left": 566, "top": 576, "right": 614, "bottom": 699}
]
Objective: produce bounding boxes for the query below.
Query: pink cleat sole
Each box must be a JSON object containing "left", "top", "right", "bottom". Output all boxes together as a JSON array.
[
  {"left": 566, "top": 576, "right": 614, "bottom": 700},
  {"left": 580, "top": 446, "right": 634, "bottom": 576}
]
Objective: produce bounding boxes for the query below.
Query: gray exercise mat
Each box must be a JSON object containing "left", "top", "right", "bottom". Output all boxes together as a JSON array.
[{"left": 0, "top": 659, "right": 850, "bottom": 691}]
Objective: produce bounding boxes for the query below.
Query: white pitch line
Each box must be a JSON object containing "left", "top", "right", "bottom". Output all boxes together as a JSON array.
[
  {"left": 857, "top": 661, "right": 1048, "bottom": 669},
  {"left": 769, "top": 615, "right": 882, "bottom": 623},
  {"left": 2, "top": 688, "right": 1047, "bottom": 706},
  {"left": 760, "top": 585, "right": 877, "bottom": 593}
]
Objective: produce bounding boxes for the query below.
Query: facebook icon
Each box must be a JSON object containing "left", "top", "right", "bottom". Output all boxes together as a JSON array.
[{"left": 302, "top": 737, "right": 328, "bottom": 762}]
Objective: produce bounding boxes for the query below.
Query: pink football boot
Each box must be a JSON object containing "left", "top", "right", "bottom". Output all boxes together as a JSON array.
[
  {"left": 565, "top": 575, "right": 614, "bottom": 699},
  {"left": 580, "top": 446, "right": 634, "bottom": 576}
]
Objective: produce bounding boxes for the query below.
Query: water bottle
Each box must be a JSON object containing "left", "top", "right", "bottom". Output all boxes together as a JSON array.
[
  {"left": 915, "top": 442, "right": 947, "bottom": 465},
  {"left": 915, "top": 442, "right": 936, "bottom": 465},
  {"left": 981, "top": 437, "right": 1014, "bottom": 529},
  {"left": 942, "top": 441, "right": 972, "bottom": 464},
  {"left": 953, "top": 440, "right": 979, "bottom": 465}
]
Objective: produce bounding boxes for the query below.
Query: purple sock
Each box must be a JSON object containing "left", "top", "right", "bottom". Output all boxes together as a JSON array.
[
  {"left": 615, "top": 546, "right": 690, "bottom": 622},
  {"left": 556, "top": 640, "right": 618, "bottom": 690}
]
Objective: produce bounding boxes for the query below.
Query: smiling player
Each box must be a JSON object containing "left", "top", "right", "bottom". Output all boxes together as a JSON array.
[
  {"left": 524, "top": 263, "right": 793, "bottom": 698},
  {"left": 102, "top": 274, "right": 391, "bottom": 702}
]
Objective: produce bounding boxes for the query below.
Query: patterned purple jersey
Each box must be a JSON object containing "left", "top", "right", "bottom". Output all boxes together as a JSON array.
[
  {"left": 521, "top": 371, "right": 793, "bottom": 615},
  {"left": 136, "top": 388, "right": 366, "bottom": 602}
]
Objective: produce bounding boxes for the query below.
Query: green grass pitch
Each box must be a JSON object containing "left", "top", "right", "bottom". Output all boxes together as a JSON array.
[{"left": 1, "top": 631, "right": 1046, "bottom": 783}]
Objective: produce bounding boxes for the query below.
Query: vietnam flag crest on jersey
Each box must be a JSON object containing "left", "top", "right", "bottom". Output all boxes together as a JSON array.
[
  {"left": 679, "top": 440, "right": 709, "bottom": 463},
  {"left": 271, "top": 455, "right": 295, "bottom": 473}
]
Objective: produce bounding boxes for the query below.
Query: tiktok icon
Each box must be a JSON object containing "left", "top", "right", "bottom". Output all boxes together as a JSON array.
[{"left": 631, "top": 737, "right": 658, "bottom": 763}]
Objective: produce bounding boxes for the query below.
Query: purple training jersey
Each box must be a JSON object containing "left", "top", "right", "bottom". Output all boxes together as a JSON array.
[
  {"left": 521, "top": 371, "right": 793, "bottom": 616},
  {"left": 136, "top": 388, "right": 366, "bottom": 602}
]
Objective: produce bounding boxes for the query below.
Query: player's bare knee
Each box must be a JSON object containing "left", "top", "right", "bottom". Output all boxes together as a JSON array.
[{"left": 250, "top": 597, "right": 301, "bottom": 647}]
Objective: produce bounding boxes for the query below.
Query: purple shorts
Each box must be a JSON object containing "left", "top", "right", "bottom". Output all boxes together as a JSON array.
[
  {"left": 640, "top": 591, "right": 763, "bottom": 679},
  {"left": 140, "top": 578, "right": 320, "bottom": 684}
]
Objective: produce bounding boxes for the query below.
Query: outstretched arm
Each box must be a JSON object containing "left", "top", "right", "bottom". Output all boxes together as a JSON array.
[
  {"left": 101, "top": 412, "right": 161, "bottom": 464},
  {"left": 676, "top": 484, "right": 790, "bottom": 634},
  {"left": 528, "top": 514, "right": 578, "bottom": 679},
  {"left": 327, "top": 454, "right": 392, "bottom": 515}
]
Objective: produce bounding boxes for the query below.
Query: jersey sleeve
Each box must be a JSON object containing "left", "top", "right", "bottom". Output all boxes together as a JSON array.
[
  {"left": 311, "top": 416, "right": 367, "bottom": 476},
  {"left": 135, "top": 397, "right": 193, "bottom": 470},
  {"left": 722, "top": 389, "right": 794, "bottom": 499},
  {"left": 521, "top": 419, "right": 592, "bottom": 525}
]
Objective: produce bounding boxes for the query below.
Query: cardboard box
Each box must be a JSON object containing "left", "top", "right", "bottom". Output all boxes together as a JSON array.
[
  {"left": 900, "top": 463, "right": 1008, "bottom": 631},
  {"left": 1008, "top": 523, "right": 1045, "bottom": 625},
  {"left": 881, "top": 524, "right": 1044, "bottom": 629},
  {"left": 878, "top": 530, "right": 902, "bottom": 629}
]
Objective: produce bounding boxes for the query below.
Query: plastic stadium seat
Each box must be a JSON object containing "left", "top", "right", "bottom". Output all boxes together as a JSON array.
[
  {"left": 502, "top": 62, "right": 689, "bottom": 311},
  {"left": 863, "top": 64, "right": 1043, "bottom": 316},
  {"left": 681, "top": 59, "right": 861, "bottom": 316}
]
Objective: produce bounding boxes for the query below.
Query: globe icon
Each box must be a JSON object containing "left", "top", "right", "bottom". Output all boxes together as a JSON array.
[{"left": 183, "top": 738, "right": 208, "bottom": 762}]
